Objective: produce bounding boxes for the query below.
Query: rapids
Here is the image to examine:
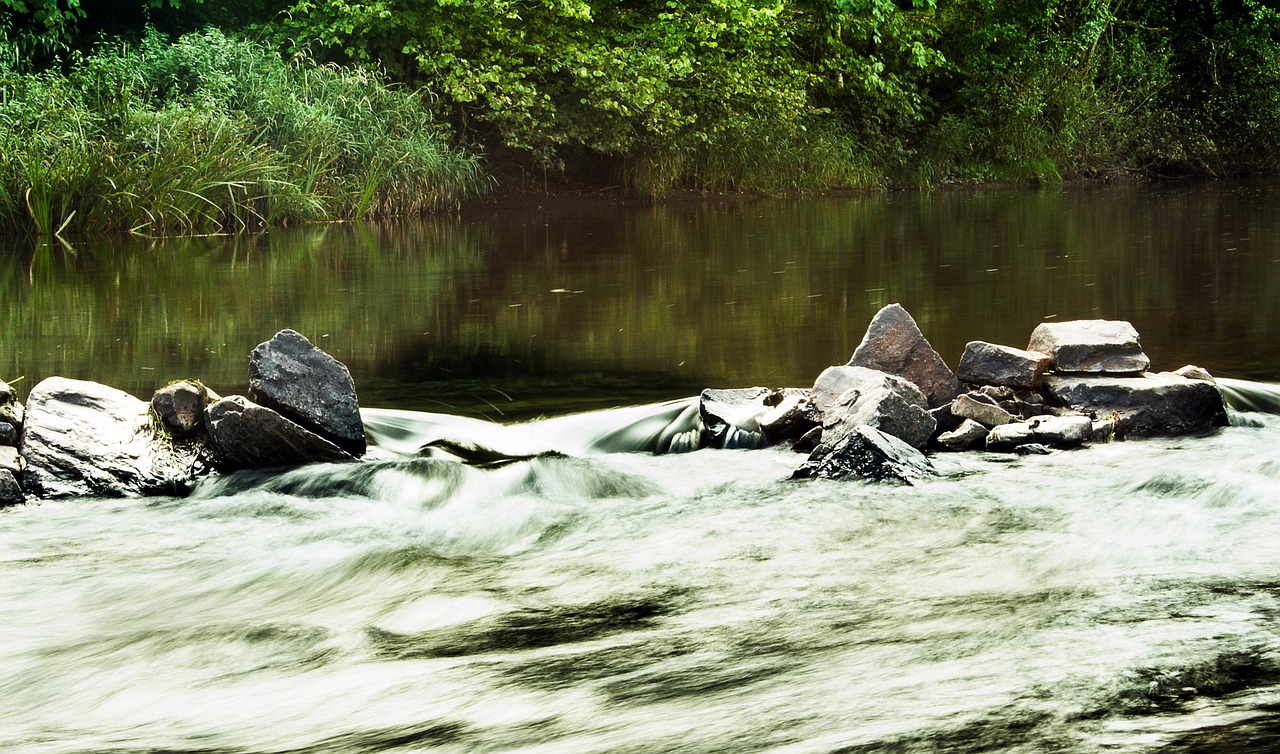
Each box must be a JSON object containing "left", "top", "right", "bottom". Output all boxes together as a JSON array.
[{"left": 3, "top": 383, "right": 1280, "bottom": 752}]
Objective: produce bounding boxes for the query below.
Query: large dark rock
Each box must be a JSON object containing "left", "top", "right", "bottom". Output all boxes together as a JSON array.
[
  {"left": 20, "top": 377, "right": 198, "bottom": 498},
  {"left": 956, "top": 341, "right": 1052, "bottom": 388},
  {"left": 1028, "top": 320, "right": 1150, "bottom": 374},
  {"left": 1044, "top": 373, "right": 1228, "bottom": 437},
  {"left": 848, "top": 304, "right": 962, "bottom": 408},
  {"left": 813, "top": 366, "right": 935, "bottom": 449},
  {"left": 248, "top": 329, "right": 366, "bottom": 456},
  {"left": 205, "top": 396, "right": 354, "bottom": 472},
  {"left": 792, "top": 425, "right": 936, "bottom": 484},
  {"left": 0, "top": 468, "right": 22, "bottom": 507}
]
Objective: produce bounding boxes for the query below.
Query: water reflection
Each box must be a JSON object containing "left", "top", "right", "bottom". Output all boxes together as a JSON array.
[{"left": 1, "top": 180, "right": 1277, "bottom": 417}]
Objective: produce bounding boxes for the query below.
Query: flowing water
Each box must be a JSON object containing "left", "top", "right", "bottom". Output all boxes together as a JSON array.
[{"left": 2, "top": 181, "right": 1280, "bottom": 752}]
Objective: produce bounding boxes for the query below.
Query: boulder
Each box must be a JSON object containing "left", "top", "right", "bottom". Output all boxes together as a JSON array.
[
  {"left": 1027, "top": 414, "right": 1092, "bottom": 446},
  {"left": 1173, "top": 365, "right": 1215, "bottom": 382},
  {"left": 951, "top": 393, "right": 1018, "bottom": 427},
  {"left": 956, "top": 341, "right": 1052, "bottom": 388},
  {"left": 1044, "top": 373, "right": 1229, "bottom": 437},
  {"left": 0, "top": 469, "right": 22, "bottom": 507},
  {"left": 985, "top": 422, "right": 1035, "bottom": 452},
  {"left": 758, "top": 389, "right": 820, "bottom": 445},
  {"left": 152, "top": 381, "right": 208, "bottom": 438},
  {"left": 848, "top": 304, "right": 962, "bottom": 408},
  {"left": 20, "top": 377, "right": 197, "bottom": 498},
  {"left": 205, "top": 396, "right": 354, "bottom": 472},
  {"left": 813, "top": 366, "right": 935, "bottom": 449},
  {"left": 937, "top": 419, "right": 989, "bottom": 451},
  {"left": 792, "top": 425, "right": 936, "bottom": 484},
  {"left": 248, "top": 329, "right": 366, "bottom": 456},
  {"left": 699, "top": 387, "right": 772, "bottom": 449},
  {"left": 1027, "top": 320, "right": 1150, "bottom": 374}
]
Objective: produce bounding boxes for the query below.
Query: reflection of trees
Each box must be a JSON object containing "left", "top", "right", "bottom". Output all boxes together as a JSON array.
[{"left": 1, "top": 182, "right": 1277, "bottom": 410}]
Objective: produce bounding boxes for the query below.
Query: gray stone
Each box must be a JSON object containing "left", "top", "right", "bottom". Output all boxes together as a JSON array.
[
  {"left": 1171, "top": 365, "right": 1214, "bottom": 382},
  {"left": 1014, "top": 443, "right": 1052, "bottom": 456},
  {"left": 930, "top": 402, "right": 963, "bottom": 436},
  {"left": 813, "top": 366, "right": 935, "bottom": 449},
  {"left": 1027, "top": 414, "right": 1093, "bottom": 446},
  {"left": 0, "top": 468, "right": 22, "bottom": 507},
  {"left": 1044, "top": 373, "right": 1228, "bottom": 437},
  {"left": 795, "top": 426, "right": 824, "bottom": 453},
  {"left": 957, "top": 341, "right": 1052, "bottom": 388},
  {"left": 0, "top": 445, "right": 25, "bottom": 476},
  {"left": 792, "top": 425, "right": 936, "bottom": 484},
  {"left": 20, "top": 377, "right": 196, "bottom": 498},
  {"left": 1028, "top": 320, "right": 1150, "bottom": 374},
  {"left": 951, "top": 393, "right": 1017, "bottom": 427},
  {"left": 848, "top": 304, "right": 962, "bottom": 408},
  {"left": 986, "top": 422, "right": 1036, "bottom": 452},
  {"left": 1091, "top": 418, "right": 1117, "bottom": 442},
  {"left": 758, "top": 389, "right": 820, "bottom": 445},
  {"left": 248, "top": 329, "right": 366, "bottom": 456},
  {"left": 0, "top": 422, "right": 17, "bottom": 447},
  {"left": 152, "top": 381, "right": 207, "bottom": 438},
  {"left": 699, "top": 387, "right": 772, "bottom": 449},
  {"left": 937, "top": 419, "right": 989, "bottom": 451},
  {"left": 205, "top": 396, "right": 354, "bottom": 472}
]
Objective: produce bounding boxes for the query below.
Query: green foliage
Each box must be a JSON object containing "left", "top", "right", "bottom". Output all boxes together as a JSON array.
[{"left": 0, "top": 28, "right": 488, "bottom": 236}]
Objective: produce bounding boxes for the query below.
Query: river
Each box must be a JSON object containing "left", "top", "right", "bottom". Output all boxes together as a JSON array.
[{"left": 1, "top": 180, "right": 1279, "bottom": 752}]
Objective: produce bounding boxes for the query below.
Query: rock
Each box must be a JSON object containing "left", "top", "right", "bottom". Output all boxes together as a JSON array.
[
  {"left": 0, "top": 469, "right": 23, "bottom": 507},
  {"left": 813, "top": 366, "right": 935, "bottom": 449},
  {"left": 937, "top": 419, "right": 989, "bottom": 451},
  {"left": 792, "top": 425, "right": 936, "bottom": 484},
  {"left": 152, "top": 381, "right": 208, "bottom": 438},
  {"left": 20, "top": 377, "right": 195, "bottom": 498},
  {"left": 848, "top": 303, "right": 962, "bottom": 408},
  {"left": 0, "top": 422, "right": 17, "bottom": 447},
  {"left": 204, "top": 396, "right": 354, "bottom": 472},
  {"left": 1014, "top": 443, "right": 1052, "bottom": 456},
  {"left": 951, "top": 393, "right": 1018, "bottom": 427},
  {"left": 699, "top": 387, "right": 772, "bottom": 449},
  {"left": 930, "top": 402, "right": 963, "bottom": 437},
  {"left": 985, "top": 422, "right": 1035, "bottom": 452},
  {"left": 1172, "top": 365, "right": 1214, "bottom": 382},
  {"left": 1044, "top": 373, "right": 1229, "bottom": 437},
  {"left": 956, "top": 341, "right": 1052, "bottom": 388},
  {"left": 795, "top": 426, "right": 823, "bottom": 453},
  {"left": 758, "top": 389, "right": 819, "bottom": 445},
  {"left": 1027, "top": 414, "right": 1093, "bottom": 446},
  {"left": 248, "top": 329, "right": 366, "bottom": 456},
  {"left": 1091, "top": 418, "right": 1118, "bottom": 442},
  {"left": 1027, "top": 320, "right": 1150, "bottom": 374},
  {"left": 0, "top": 445, "right": 25, "bottom": 476}
]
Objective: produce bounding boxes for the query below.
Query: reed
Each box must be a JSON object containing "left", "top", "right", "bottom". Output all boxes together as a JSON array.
[{"left": 0, "top": 29, "right": 488, "bottom": 237}]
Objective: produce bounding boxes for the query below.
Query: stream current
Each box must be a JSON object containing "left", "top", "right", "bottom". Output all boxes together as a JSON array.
[{"left": 3, "top": 381, "right": 1280, "bottom": 753}]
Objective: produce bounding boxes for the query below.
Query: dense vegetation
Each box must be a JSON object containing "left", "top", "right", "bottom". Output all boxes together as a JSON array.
[{"left": 2, "top": 0, "right": 1278, "bottom": 234}]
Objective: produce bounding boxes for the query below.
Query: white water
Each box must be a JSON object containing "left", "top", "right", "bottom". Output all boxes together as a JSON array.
[{"left": 3, "top": 385, "right": 1280, "bottom": 753}]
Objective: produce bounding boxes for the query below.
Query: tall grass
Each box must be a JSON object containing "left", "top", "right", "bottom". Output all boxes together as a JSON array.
[{"left": 0, "top": 29, "right": 489, "bottom": 237}]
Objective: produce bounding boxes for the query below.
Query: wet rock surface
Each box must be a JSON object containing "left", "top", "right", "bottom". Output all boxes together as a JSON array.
[
  {"left": 1028, "top": 320, "right": 1150, "bottom": 374},
  {"left": 813, "top": 366, "right": 935, "bottom": 449},
  {"left": 957, "top": 341, "right": 1051, "bottom": 388},
  {"left": 792, "top": 425, "right": 936, "bottom": 484},
  {"left": 1044, "top": 373, "right": 1229, "bottom": 437},
  {"left": 205, "top": 396, "right": 354, "bottom": 472},
  {"left": 248, "top": 329, "right": 366, "bottom": 457}
]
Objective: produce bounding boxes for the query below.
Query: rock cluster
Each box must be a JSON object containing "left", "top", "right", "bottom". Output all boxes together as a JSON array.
[
  {"left": 8, "top": 329, "right": 365, "bottom": 502},
  {"left": 698, "top": 306, "right": 1229, "bottom": 485}
]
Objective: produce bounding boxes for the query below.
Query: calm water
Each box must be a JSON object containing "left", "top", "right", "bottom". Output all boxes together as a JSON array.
[{"left": 2, "top": 181, "right": 1280, "bottom": 753}]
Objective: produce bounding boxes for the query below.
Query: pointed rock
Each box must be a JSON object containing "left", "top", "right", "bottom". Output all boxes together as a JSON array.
[
  {"left": 248, "top": 329, "right": 365, "bottom": 456},
  {"left": 813, "top": 366, "right": 935, "bottom": 449},
  {"left": 792, "top": 425, "right": 935, "bottom": 484},
  {"left": 848, "top": 304, "right": 962, "bottom": 408},
  {"left": 1028, "top": 320, "right": 1150, "bottom": 374}
]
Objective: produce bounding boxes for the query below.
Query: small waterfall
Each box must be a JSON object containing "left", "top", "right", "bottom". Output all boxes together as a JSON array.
[
  {"left": 1218, "top": 378, "right": 1280, "bottom": 415},
  {"left": 362, "top": 397, "right": 704, "bottom": 460}
]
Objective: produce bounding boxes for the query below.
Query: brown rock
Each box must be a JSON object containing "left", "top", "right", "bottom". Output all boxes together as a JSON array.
[
  {"left": 848, "top": 304, "right": 962, "bottom": 408},
  {"left": 1028, "top": 320, "right": 1150, "bottom": 374}
]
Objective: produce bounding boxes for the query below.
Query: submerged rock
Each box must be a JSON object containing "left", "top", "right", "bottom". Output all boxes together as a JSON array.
[
  {"left": 248, "top": 329, "right": 366, "bottom": 457},
  {"left": 813, "top": 366, "right": 935, "bottom": 449},
  {"left": 0, "top": 468, "right": 22, "bottom": 506},
  {"left": 1028, "top": 320, "right": 1150, "bottom": 374},
  {"left": 1044, "top": 373, "right": 1228, "bottom": 437},
  {"left": 699, "top": 387, "right": 773, "bottom": 449},
  {"left": 957, "top": 341, "right": 1052, "bottom": 388},
  {"left": 205, "top": 396, "right": 354, "bottom": 472},
  {"left": 848, "top": 304, "right": 962, "bottom": 408},
  {"left": 21, "top": 377, "right": 196, "bottom": 498},
  {"left": 792, "top": 425, "right": 936, "bottom": 484},
  {"left": 937, "top": 419, "right": 989, "bottom": 451}
]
